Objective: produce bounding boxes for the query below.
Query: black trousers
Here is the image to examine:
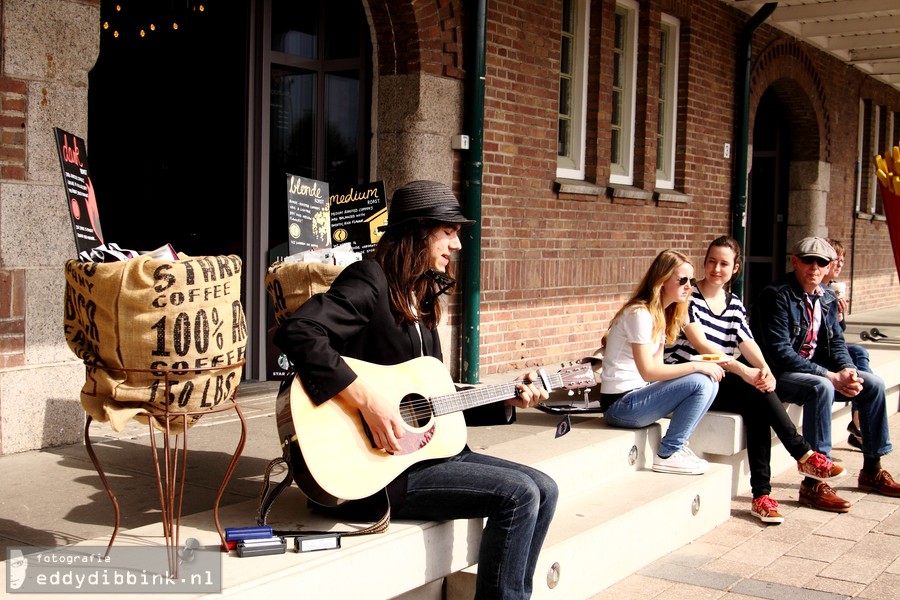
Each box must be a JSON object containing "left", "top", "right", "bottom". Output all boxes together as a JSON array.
[{"left": 710, "top": 373, "right": 811, "bottom": 498}]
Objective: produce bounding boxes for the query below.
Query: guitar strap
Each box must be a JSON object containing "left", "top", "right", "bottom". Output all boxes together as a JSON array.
[{"left": 255, "top": 439, "right": 391, "bottom": 538}]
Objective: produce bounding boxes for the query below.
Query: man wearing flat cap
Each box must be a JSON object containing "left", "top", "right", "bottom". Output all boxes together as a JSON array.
[{"left": 750, "top": 236, "right": 898, "bottom": 513}]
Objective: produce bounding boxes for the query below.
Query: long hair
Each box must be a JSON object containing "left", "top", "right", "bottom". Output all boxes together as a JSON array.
[
  {"left": 607, "top": 249, "right": 692, "bottom": 345},
  {"left": 705, "top": 235, "right": 742, "bottom": 292},
  {"left": 371, "top": 220, "right": 451, "bottom": 328}
]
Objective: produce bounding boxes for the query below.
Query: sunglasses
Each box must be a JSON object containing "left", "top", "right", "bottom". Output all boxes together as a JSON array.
[
  {"left": 675, "top": 276, "right": 696, "bottom": 286},
  {"left": 799, "top": 255, "right": 831, "bottom": 268}
]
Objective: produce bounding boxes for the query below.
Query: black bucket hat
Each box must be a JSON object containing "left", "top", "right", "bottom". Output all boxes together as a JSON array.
[{"left": 378, "top": 180, "right": 475, "bottom": 231}]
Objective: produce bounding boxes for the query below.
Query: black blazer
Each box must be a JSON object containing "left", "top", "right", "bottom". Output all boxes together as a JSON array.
[{"left": 273, "top": 259, "right": 511, "bottom": 510}]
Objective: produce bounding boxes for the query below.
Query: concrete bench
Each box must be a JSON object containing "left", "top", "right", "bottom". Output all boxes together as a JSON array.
[
  {"left": 68, "top": 339, "right": 897, "bottom": 600},
  {"left": 541, "top": 340, "right": 900, "bottom": 497}
]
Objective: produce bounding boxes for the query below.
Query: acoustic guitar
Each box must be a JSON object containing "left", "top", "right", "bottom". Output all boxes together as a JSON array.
[{"left": 275, "top": 355, "right": 596, "bottom": 506}]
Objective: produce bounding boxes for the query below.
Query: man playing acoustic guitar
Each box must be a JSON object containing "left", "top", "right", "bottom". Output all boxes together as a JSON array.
[{"left": 274, "top": 180, "right": 561, "bottom": 600}]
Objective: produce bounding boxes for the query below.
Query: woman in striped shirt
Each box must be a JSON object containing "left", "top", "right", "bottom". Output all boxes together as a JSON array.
[{"left": 666, "top": 236, "right": 844, "bottom": 524}]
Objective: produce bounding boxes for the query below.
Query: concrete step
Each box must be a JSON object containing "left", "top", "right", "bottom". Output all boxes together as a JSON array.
[
  {"left": 21, "top": 340, "right": 896, "bottom": 600},
  {"left": 14, "top": 412, "right": 732, "bottom": 600},
  {"left": 421, "top": 414, "right": 733, "bottom": 600},
  {"left": 446, "top": 464, "right": 732, "bottom": 600}
]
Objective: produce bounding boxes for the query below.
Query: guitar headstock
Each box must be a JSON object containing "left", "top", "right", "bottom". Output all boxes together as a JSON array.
[{"left": 558, "top": 362, "right": 597, "bottom": 390}]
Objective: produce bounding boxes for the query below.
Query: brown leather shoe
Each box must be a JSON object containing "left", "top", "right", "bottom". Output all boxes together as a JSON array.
[
  {"left": 799, "top": 481, "right": 851, "bottom": 513},
  {"left": 858, "top": 469, "right": 900, "bottom": 497}
]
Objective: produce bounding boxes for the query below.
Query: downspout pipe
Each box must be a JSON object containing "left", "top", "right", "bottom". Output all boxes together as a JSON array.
[
  {"left": 732, "top": 3, "right": 776, "bottom": 299},
  {"left": 459, "top": 0, "right": 487, "bottom": 384}
]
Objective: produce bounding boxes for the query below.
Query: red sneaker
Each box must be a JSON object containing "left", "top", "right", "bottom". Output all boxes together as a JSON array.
[
  {"left": 798, "top": 452, "right": 845, "bottom": 481},
  {"left": 751, "top": 495, "right": 784, "bottom": 524}
]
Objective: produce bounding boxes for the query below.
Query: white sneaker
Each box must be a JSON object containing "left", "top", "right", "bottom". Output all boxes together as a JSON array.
[
  {"left": 652, "top": 446, "right": 709, "bottom": 475},
  {"left": 680, "top": 444, "right": 700, "bottom": 460}
]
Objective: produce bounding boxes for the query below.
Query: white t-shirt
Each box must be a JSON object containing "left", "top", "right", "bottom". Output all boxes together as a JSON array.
[{"left": 600, "top": 305, "right": 660, "bottom": 394}]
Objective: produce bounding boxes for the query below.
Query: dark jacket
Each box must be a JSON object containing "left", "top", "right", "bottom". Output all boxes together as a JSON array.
[
  {"left": 273, "top": 259, "right": 511, "bottom": 511},
  {"left": 749, "top": 271, "right": 855, "bottom": 378},
  {"left": 275, "top": 259, "right": 442, "bottom": 405}
]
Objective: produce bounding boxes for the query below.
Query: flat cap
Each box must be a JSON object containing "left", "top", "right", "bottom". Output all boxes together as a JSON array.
[{"left": 791, "top": 236, "right": 837, "bottom": 262}]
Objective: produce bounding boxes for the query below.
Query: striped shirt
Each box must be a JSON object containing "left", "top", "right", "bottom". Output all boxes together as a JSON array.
[{"left": 664, "top": 288, "right": 753, "bottom": 364}]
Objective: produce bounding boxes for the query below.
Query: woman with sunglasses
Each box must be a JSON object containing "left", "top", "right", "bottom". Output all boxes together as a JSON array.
[
  {"left": 666, "top": 236, "right": 844, "bottom": 524},
  {"left": 599, "top": 249, "right": 723, "bottom": 475}
]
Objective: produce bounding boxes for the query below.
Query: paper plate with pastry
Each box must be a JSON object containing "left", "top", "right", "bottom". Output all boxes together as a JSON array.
[{"left": 689, "top": 353, "right": 731, "bottom": 364}]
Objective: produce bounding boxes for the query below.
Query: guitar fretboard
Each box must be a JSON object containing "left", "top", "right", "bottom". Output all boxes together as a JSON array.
[{"left": 430, "top": 373, "right": 564, "bottom": 416}]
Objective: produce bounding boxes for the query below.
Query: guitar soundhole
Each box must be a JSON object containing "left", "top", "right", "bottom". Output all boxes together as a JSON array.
[{"left": 399, "top": 394, "right": 434, "bottom": 428}]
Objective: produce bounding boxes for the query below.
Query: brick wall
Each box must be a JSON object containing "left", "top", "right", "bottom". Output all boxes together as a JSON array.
[
  {"left": 0, "top": 77, "right": 27, "bottom": 180},
  {"left": 0, "top": 76, "right": 27, "bottom": 368},
  {"left": 469, "top": 0, "right": 900, "bottom": 376},
  {"left": 369, "top": 0, "right": 465, "bottom": 79},
  {"left": 0, "top": 269, "right": 25, "bottom": 369},
  {"left": 474, "top": 0, "right": 742, "bottom": 374}
]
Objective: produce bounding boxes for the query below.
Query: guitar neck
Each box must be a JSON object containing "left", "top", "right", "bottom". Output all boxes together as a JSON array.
[{"left": 430, "top": 373, "right": 564, "bottom": 416}]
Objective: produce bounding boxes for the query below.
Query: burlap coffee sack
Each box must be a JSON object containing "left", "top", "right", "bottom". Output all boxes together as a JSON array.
[
  {"left": 64, "top": 254, "right": 247, "bottom": 432},
  {"left": 265, "top": 261, "right": 345, "bottom": 326}
]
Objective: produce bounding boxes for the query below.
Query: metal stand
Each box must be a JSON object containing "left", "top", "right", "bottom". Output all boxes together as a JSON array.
[{"left": 82, "top": 362, "right": 247, "bottom": 577}]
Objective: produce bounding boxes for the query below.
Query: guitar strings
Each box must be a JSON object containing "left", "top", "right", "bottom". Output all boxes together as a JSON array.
[{"left": 398, "top": 374, "right": 563, "bottom": 418}]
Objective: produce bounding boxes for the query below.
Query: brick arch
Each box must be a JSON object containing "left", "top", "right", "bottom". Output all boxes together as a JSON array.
[
  {"left": 365, "top": 0, "right": 465, "bottom": 79},
  {"left": 749, "top": 38, "right": 831, "bottom": 162}
]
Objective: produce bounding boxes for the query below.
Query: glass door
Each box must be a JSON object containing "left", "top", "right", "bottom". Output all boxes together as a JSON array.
[{"left": 253, "top": 0, "right": 372, "bottom": 379}]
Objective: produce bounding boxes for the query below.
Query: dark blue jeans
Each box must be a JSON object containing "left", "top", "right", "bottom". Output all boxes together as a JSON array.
[
  {"left": 394, "top": 450, "right": 559, "bottom": 600},
  {"left": 848, "top": 344, "right": 872, "bottom": 373},
  {"left": 776, "top": 370, "right": 892, "bottom": 460}
]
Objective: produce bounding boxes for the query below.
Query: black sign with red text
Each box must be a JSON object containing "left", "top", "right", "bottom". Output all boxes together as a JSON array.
[{"left": 54, "top": 128, "right": 104, "bottom": 257}]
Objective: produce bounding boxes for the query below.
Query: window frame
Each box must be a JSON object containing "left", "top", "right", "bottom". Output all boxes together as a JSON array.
[
  {"left": 856, "top": 99, "right": 879, "bottom": 215},
  {"left": 655, "top": 13, "right": 679, "bottom": 190},
  {"left": 556, "top": 0, "right": 590, "bottom": 179},
  {"left": 870, "top": 102, "right": 881, "bottom": 215},
  {"left": 856, "top": 98, "right": 867, "bottom": 213},
  {"left": 610, "top": 0, "right": 638, "bottom": 186}
]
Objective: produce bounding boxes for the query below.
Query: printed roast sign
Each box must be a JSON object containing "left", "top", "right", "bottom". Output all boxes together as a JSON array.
[
  {"left": 54, "top": 127, "right": 104, "bottom": 257},
  {"left": 286, "top": 174, "right": 330, "bottom": 255},
  {"left": 328, "top": 181, "right": 387, "bottom": 254},
  {"left": 284, "top": 177, "right": 387, "bottom": 257}
]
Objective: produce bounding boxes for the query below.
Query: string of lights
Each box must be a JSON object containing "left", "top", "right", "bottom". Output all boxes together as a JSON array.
[{"left": 101, "top": 1, "right": 207, "bottom": 39}]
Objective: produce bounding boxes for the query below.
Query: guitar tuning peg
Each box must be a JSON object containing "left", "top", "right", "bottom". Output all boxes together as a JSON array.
[{"left": 567, "top": 390, "right": 574, "bottom": 397}]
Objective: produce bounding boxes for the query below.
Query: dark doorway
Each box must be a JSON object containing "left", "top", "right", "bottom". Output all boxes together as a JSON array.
[
  {"left": 744, "top": 89, "right": 790, "bottom": 308},
  {"left": 87, "top": 1, "right": 249, "bottom": 258},
  {"left": 87, "top": 0, "right": 373, "bottom": 381}
]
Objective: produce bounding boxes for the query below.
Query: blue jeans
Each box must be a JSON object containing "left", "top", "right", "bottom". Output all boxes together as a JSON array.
[
  {"left": 848, "top": 344, "right": 872, "bottom": 373},
  {"left": 603, "top": 373, "right": 718, "bottom": 457},
  {"left": 393, "top": 450, "right": 558, "bottom": 600},
  {"left": 775, "top": 370, "right": 892, "bottom": 459}
]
